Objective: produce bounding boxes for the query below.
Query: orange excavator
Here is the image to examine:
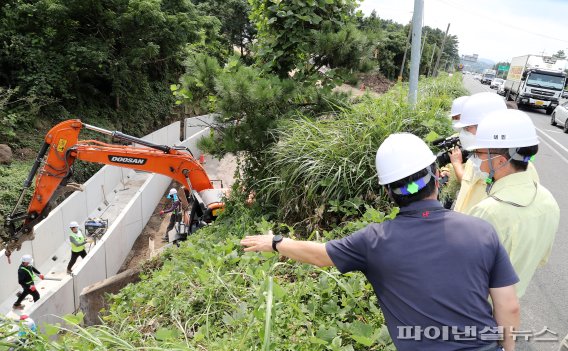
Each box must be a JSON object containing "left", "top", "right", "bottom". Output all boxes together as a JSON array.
[{"left": 1, "top": 119, "right": 225, "bottom": 258}]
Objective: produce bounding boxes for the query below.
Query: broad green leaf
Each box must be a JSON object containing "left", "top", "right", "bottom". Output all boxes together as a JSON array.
[{"left": 155, "top": 327, "right": 174, "bottom": 341}]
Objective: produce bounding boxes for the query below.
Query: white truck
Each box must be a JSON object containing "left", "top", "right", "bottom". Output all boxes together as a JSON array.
[
  {"left": 480, "top": 69, "right": 496, "bottom": 85},
  {"left": 504, "top": 55, "right": 568, "bottom": 115}
]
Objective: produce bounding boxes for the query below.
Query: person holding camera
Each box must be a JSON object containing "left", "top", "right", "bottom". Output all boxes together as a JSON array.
[
  {"left": 466, "top": 110, "right": 559, "bottom": 298},
  {"left": 451, "top": 92, "right": 539, "bottom": 214},
  {"left": 242, "top": 133, "right": 520, "bottom": 351}
]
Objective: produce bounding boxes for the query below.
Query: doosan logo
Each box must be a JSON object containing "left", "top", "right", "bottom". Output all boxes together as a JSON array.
[{"left": 108, "top": 156, "right": 147, "bottom": 165}]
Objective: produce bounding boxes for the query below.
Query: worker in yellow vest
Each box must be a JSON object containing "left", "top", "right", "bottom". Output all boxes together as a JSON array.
[{"left": 67, "top": 221, "right": 86, "bottom": 274}]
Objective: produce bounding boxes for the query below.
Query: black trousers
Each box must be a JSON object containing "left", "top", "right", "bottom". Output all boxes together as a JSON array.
[
  {"left": 165, "top": 213, "right": 181, "bottom": 236},
  {"left": 14, "top": 285, "right": 40, "bottom": 306},
  {"left": 67, "top": 249, "right": 87, "bottom": 271}
]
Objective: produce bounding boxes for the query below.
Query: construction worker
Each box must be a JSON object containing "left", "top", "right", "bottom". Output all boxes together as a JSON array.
[
  {"left": 242, "top": 133, "right": 520, "bottom": 351},
  {"left": 13, "top": 255, "right": 44, "bottom": 310},
  {"left": 440, "top": 95, "right": 469, "bottom": 183},
  {"left": 449, "top": 95, "right": 468, "bottom": 130},
  {"left": 467, "top": 110, "right": 559, "bottom": 298},
  {"left": 67, "top": 221, "right": 87, "bottom": 274},
  {"left": 160, "top": 188, "right": 181, "bottom": 242},
  {"left": 451, "top": 92, "right": 539, "bottom": 213}
]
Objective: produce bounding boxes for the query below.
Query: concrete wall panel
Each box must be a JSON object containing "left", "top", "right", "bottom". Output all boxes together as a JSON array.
[
  {"left": 167, "top": 121, "right": 181, "bottom": 145},
  {"left": 140, "top": 175, "right": 166, "bottom": 224},
  {"left": 185, "top": 114, "right": 216, "bottom": 139},
  {"left": 103, "top": 166, "right": 123, "bottom": 199},
  {"left": 31, "top": 210, "right": 64, "bottom": 267},
  {"left": 59, "top": 191, "right": 88, "bottom": 240},
  {"left": 72, "top": 242, "right": 106, "bottom": 309},
  {"left": 153, "top": 127, "right": 168, "bottom": 145},
  {"left": 102, "top": 219, "right": 127, "bottom": 277},
  {"left": 83, "top": 171, "right": 105, "bottom": 215},
  {"left": 123, "top": 195, "right": 143, "bottom": 249},
  {"left": 30, "top": 277, "right": 75, "bottom": 328}
]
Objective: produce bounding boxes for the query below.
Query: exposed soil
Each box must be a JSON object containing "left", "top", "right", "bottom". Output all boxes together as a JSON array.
[
  {"left": 358, "top": 72, "right": 394, "bottom": 95},
  {"left": 12, "top": 147, "right": 37, "bottom": 161},
  {"left": 118, "top": 192, "right": 171, "bottom": 273},
  {"left": 334, "top": 73, "right": 393, "bottom": 98}
]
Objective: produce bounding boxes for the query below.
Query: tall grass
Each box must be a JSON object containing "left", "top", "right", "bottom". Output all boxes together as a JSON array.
[{"left": 258, "top": 74, "right": 467, "bottom": 225}]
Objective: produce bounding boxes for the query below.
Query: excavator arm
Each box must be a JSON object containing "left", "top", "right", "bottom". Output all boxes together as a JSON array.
[{"left": 2, "top": 119, "right": 224, "bottom": 256}]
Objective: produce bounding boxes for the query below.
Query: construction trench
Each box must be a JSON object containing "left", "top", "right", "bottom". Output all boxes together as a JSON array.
[{"left": 0, "top": 115, "right": 236, "bottom": 328}]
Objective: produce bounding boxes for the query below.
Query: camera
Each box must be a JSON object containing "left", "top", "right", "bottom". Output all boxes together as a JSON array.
[{"left": 433, "top": 136, "right": 470, "bottom": 166}]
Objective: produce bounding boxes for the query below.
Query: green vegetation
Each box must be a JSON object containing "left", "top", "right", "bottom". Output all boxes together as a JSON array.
[{"left": 258, "top": 74, "right": 466, "bottom": 226}]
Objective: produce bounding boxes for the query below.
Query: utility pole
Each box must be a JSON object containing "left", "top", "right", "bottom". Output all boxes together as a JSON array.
[
  {"left": 408, "top": 0, "right": 424, "bottom": 108},
  {"left": 433, "top": 23, "right": 450, "bottom": 77},
  {"left": 428, "top": 45, "right": 437, "bottom": 77},
  {"left": 398, "top": 22, "right": 413, "bottom": 82}
]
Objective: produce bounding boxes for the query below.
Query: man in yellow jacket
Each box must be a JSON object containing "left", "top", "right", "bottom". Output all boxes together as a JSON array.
[
  {"left": 451, "top": 92, "right": 539, "bottom": 214},
  {"left": 467, "top": 110, "right": 559, "bottom": 298},
  {"left": 67, "top": 221, "right": 87, "bottom": 274}
]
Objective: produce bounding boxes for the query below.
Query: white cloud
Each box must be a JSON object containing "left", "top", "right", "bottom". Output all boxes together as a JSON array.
[{"left": 359, "top": 0, "right": 568, "bottom": 63}]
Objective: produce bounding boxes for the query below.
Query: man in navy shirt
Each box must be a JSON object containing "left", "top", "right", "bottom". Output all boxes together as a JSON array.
[{"left": 241, "top": 133, "right": 520, "bottom": 351}]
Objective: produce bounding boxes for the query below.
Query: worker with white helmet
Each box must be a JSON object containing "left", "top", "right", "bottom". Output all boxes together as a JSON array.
[
  {"left": 449, "top": 95, "right": 469, "bottom": 130},
  {"left": 67, "top": 221, "right": 87, "bottom": 274},
  {"left": 451, "top": 92, "right": 539, "bottom": 213},
  {"left": 12, "top": 255, "right": 44, "bottom": 310},
  {"left": 241, "top": 133, "right": 519, "bottom": 351},
  {"left": 467, "top": 110, "right": 559, "bottom": 298},
  {"left": 160, "top": 188, "right": 181, "bottom": 242}
]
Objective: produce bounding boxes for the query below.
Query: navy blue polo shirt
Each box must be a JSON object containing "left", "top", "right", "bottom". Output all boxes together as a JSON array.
[{"left": 326, "top": 199, "right": 518, "bottom": 351}]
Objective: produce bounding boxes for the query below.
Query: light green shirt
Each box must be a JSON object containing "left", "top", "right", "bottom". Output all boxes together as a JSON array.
[
  {"left": 467, "top": 171, "right": 559, "bottom": 297},
  {"left": 455, "top": 159, "right": 539, "bottom": 214}
]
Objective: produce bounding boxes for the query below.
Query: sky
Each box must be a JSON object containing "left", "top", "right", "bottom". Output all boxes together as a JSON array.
[{"left": 358, "top": 0, "right": 568, "bottom": 63}]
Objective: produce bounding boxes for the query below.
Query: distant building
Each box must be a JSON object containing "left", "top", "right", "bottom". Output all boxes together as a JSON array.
[{"left": 461, "top": 54, "right": 479, "bottom": 63}]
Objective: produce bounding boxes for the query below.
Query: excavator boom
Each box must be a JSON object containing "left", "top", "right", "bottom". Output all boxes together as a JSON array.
[{"left": 2, "top": 119, "right": 223, "bottom": 256}]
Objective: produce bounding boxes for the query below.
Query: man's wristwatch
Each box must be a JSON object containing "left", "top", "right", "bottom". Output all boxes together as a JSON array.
[{"left": 272, "top": 234, "right": 284, "bottom": 252}]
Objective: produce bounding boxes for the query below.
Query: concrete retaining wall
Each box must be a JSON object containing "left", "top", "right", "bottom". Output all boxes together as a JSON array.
[{"left": 1, "top": 117, "right": 208, "bottom": 328}]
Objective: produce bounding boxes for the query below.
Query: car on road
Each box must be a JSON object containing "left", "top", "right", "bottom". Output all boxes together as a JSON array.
[
  {"left": 490, "top": 78, "right": 504, "bottom": 90},
  {"left": 474, "top": 74, "right": 482, "bottom": 81},
  {"left": 550, "top": 101, "right": 568, "bottom": 132},
  {"left": 497, "top": 83, "right": 506, "bottom": 96}
]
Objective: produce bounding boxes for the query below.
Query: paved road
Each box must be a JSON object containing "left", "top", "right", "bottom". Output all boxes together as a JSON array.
[{"left": 463, "top": 75, "right": 568, "bottom": 351}]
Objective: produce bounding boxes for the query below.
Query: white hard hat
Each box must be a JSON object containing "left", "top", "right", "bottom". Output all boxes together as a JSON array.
[
  {"left": 69, "top": 221, "right": 79, "bottom": 228},
  {"left": 376, "top": 133, "right": 436, "bottom": 185},
  {"left": 21, "top": 254, "right": 33, "bottom": 264},
  {"left": 453, "top": 92, "right": 506, "bottom": 128},
  {"left": 168, "top": 188, "right": 177, "bottom": 195},
  {"left": 469, "top": 109, "right": 539, "bottom": 149},
  {"left": 449, "top": 96, "right": 469, "bottom": 117}
]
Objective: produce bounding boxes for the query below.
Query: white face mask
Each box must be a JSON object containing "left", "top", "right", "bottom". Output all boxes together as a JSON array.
[
  {"left": 470, "top": 157, "right": 489, "bottom": 181},
  {"left": 459, "top": 129, "right": 476, "bottom": 150}
]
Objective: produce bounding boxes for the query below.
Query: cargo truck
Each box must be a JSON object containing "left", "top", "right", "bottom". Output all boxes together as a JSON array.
[
  {"left": 480, "top": 69, "right": 496, "bottom": 84},
  {"left": 504, "top": 55, "right": 568, "bottom": 115}
]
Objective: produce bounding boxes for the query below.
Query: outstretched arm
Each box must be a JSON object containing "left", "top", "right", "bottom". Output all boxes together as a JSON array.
[
  {"left": 241, "top": 234, "right": 334, "bottom": 268},
  {"left": 490, "top": 285, "right": 520, "bottom": 351}
]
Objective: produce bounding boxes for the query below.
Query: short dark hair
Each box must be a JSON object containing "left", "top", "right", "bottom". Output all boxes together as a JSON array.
[
  {"left": 386, "top": 163, "right": 437, "bottom": 207},
  {"left": 488, "top": 145, "right": 539, "bottom": 171}
]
